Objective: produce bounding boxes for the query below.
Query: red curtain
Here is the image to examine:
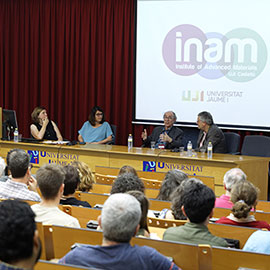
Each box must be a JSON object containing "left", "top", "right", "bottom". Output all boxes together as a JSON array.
[{"left": 0, "top": 0, "right": 135, "bottom": 144}]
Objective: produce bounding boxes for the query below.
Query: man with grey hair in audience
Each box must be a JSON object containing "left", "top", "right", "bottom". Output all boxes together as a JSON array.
[
  {"left": 0, "top": 149, "right": 41, "bottom": 201},
  {"left": 215, "top": 168, "right": 247, "bottom": 208},
  {"left": 196, "top": 111, "right": 226, "bottom": 153},
  {"left": 59, "top": 193, "right": 181, "bottom": 270},
  {"left": 141, "top": 111, "right": 183, "bottom": 149}
]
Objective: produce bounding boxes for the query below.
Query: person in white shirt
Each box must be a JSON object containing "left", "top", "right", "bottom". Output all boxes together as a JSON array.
[{"left": 31, "top": 163, "right": 80, "bottom": 228}]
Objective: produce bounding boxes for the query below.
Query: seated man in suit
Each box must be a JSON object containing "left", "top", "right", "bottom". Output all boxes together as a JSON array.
[
  {"left": 196, "top": 111, "right": 226, "bottom": 153},
  {"left": 141, "top": 111, "right": 183, "bottom": 149},
  {"left": 163, "top": 179, "right": 228, "bottom": 247},
  {"left": 59, "top": 193, "right": 181, "bottom": 270},
  {"left": 0, "top": 200, "right": 41, "bottom": 270}
]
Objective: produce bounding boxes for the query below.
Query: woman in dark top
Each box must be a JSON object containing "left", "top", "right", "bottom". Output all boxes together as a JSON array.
[
  {"left": 30, "top": 106, "right": 63, "bottom": 141},
  {"left": 60, "top": 165, "right": 91, "bottom": 208}
]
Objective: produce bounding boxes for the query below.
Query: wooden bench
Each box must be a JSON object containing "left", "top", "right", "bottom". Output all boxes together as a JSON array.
[
  {"left": 91, "top": 183, "right": 159, "bottom": 198},
  {"left": 62, "top": 205, "right": 101, "bottom": 228},
  {"left": 213, "top": 207, "right": 270, "bottom": 224},
  {"left": 59, "top": 204, "right": 258, "bottom": 248},
  {"left": 147, "top": 216, "right": 259, "bottom": 248},
  {"left": 40, "top": 224, "right": 270, "bottom": 269},
  {"left": 36, "top": 260, "right": 92, "bottom": 270},
  {"left": 76, "top": 191, "right": 171, "bottom": 211},
  {"left": 42, "top": 224, "right": 210, "bottom": 269},
  {"left": 95, "top": 166, "right": 215, "bottom": 190}
]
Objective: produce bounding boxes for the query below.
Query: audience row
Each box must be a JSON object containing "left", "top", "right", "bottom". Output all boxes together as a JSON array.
[{"left": 0, "top": 148, "right": 269, "bottom": 270}]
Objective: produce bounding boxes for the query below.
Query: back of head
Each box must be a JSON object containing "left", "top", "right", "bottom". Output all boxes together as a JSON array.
[
  {"left": 231, "top": 181, "right": 258, "bottom": 219},
  {"left": 118, "top": 165, "right": 138, "bottom": 177},
  {"left": 223, "top": 168, "right": 247, "bottom": 191},
  {"left": 198, "top": 111, "right": 214, "bottom": 125},
  {"left": 71, "top": 161, "right": 95, "bottom": 192},
  {"left": 127, "top": 190, "right": 149, "bottom": 233},
  {"left": 111, "top": 173, "right": 145, "bottom": 194},
  {"left": 7, "top": 149, "right": 30, "bottom": 178},
  {"left": 157, "top": 169, "right": 188, "bottom": 201},
  {"left": 31, "top": 106, "right": 46, "bottom": 123},
  {"left": 36, "top": 163, "right": 65, "bottom": 200},
  {"left": 101, "top": 193, "right": 141, "bottom": 242},
  {"left": 63, "top": 165, "right": 80, "bottom": 196},
  {"left": 182, "top": 178, "right": 215, "bottom": 223},
  {"left": 171, "top": 178, "right": 202, "bottom": 220},
  {"left": 0, "top": 200, "right": 36, "bottom": 264}
]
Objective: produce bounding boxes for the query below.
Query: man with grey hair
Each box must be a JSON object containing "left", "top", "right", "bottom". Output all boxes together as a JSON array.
[
  {"left": 0, "top": 149, "right": 40, "bottom": 201},
  {"left": 59, "top": 193, "right": 180, "bottom": 270},
  {"left": 215, "top": 168, "right": 247, "bottom": 208},
  {"left": 196, "top": 111, "right": 226, "bottom": 153},
  {"left": 141, "top": 111, "right": 183, "bottom": 149}
]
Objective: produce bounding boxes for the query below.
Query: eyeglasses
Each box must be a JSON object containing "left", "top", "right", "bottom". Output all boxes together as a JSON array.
[
  {"left": 29, "top": 164, "right": 33, "bottom": 170},
  {"left": 95, "top": 113, "right": 103, "bottom": 116}
]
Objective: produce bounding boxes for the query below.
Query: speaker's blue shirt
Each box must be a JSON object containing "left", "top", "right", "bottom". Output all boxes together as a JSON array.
[{"left": 78, "top": 121, "right": 112, "bottom": 143}]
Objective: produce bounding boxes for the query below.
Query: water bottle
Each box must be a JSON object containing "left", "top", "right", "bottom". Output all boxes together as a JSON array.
[
  {"left": 128, "top": 134, "right": 133, "bottom": 149},
  {"left": 187, "top": 141, "right": 192, "bottom": 157},
  {"left": 207, "top": 141, "right": 213, "bottom": 158},
  {"left": 14, "top": 128, "right": 19, "bottom": 142}
]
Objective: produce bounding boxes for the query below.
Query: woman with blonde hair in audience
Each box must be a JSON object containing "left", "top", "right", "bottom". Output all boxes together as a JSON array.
[
  {"left": 71, "top": 161, "right": 95, "bottom": 192},
  {"left": 216, "top": 180, "right": 270, "bottom": 230}
]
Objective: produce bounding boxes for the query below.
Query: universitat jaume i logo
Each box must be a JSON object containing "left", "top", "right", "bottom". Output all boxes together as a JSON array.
[
  {"left": 28, "top": 150, "right": 39, "bottom": 164},
  {"left": 143, "top": 161, "right": 156, "bottom": 172},
  {"left": 162, "top": 24, "right": 267, "bottom": 82}
]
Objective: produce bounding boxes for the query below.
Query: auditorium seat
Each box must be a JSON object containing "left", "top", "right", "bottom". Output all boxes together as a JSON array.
[
  {"left": 224, "top": 132, "right": 240, "bottom": 154},
  {"left": 241, "top": 135, "right": 270, "bottom": 157}
]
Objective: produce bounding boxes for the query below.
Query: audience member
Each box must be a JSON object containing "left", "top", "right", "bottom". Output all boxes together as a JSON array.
[
  {"left": 127, "top": 190, "right": 150, "bottom": 238},
  {"left": 78, "top": 106, "right": 113, "bottom": 144},
  {"left": 215, "top": 168, "right": 247, "bottom": 208},
  {"left": 157, "top": 169, "right": 188, "bottom": 219},
  {"left": 0, "top": 200, "right": 41, "bottom": 270},
  {"left": 0, "top": 149, "right": 41, "bottom": 201},
  {"left": 110, "top": 173, "right": 145, "bottom": 194},
  {"left": 31, "top": 164, "right": 80, "bottom": 228},
  {"left": 157, "top": 169, "right": 188, "bottom": 201},
  {"left": 30, "top": 106, "right": 63, "bottom": 141},
  {"left": 118, "top": 165, "right": 138, "bottom": 177},
  {"left": 216, "top": 181, "right": 270, "bottom": 230},
  {"left": 169, "top": 178, "right": 203, "bottom": 220},
  {"left": 71, "top": 161, "right": 95, "bottom": 192},
  {"left": 60, "top": 165, "right": 91, "bottom": 208},
  {"left": 243, "top": 230, "right": 270, "bottom": 255},
  {"left": 141, "top": 111, "right": 183, "bottom": 149},
  {"left": 0, "top": 156, "right": 9, "bottom": 182},
  {"left": 163, "top": 179, "right": 228, "bottom": 247},
  {"left": 196, "top": 111, "right": 226, "bottom": 153},
  {"left": 59, "top": 193, "right": 181, "bottom": 270}
]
